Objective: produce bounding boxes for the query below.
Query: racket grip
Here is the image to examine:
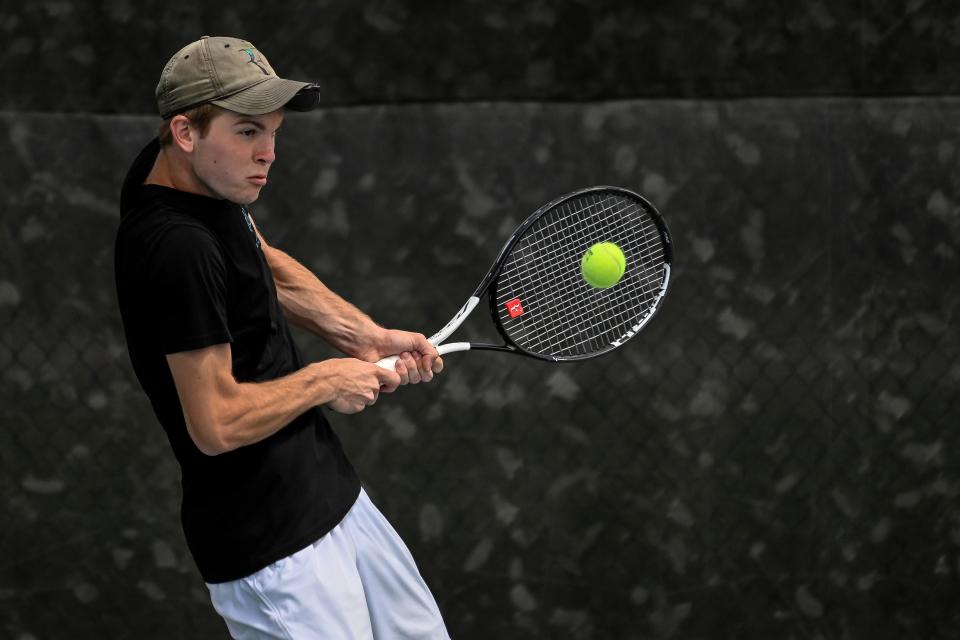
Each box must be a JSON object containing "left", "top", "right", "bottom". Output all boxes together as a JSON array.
[
  {"left": 374, "top": 343, "right": 471, "bottom": 371},
  {"left": 375, "top": 355, "right": 401, "bottom": 371}
]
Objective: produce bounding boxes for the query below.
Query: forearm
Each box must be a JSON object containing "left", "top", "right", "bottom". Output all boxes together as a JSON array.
[
  {"left": 263, "top": 244, "right": 381, "bottom": 356},
  {"left": 169, "top": 342, "right": 399, "bottom": 455},
  {"left": 211, "top": 362, "right": 338, "bottom": 453}
]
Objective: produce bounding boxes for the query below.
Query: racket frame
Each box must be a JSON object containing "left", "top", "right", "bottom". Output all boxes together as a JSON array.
[{"left": 431, "top": 185, "right": 673, "bottom": 362}]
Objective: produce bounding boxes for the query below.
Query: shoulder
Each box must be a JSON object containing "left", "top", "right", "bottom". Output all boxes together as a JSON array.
[
  {"left": 119, "top": 202, "right": 220, "bottom": 255},
  {"left": 116, "top": 205, "right": 226, "bottom": 289}
]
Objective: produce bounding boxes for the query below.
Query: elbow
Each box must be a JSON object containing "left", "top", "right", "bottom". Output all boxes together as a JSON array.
[
  {"left": 196, "top": 438, "right": 230, "bottom": 457},
  {"left": 187, "top": 421, "right": 235, "bottom": 457}
]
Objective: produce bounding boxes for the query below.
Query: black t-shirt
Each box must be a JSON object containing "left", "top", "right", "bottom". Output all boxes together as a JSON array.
[{"left": 115, "top": 139, "right": 360, "bottom": 583}]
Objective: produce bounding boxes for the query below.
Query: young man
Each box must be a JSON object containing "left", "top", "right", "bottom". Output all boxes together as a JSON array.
[{"left": 115, "top": 36, "right": 450, "bottom": 639}]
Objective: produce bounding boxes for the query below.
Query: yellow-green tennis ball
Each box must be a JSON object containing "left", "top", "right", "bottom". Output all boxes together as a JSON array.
[{"left": 581, "top": 242, "right": 626, "bottom": 289}]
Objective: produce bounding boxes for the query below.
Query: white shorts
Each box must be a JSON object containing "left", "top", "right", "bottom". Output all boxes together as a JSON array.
[{"left": 207, "top": 489, "right": 450, "bottom": 640}]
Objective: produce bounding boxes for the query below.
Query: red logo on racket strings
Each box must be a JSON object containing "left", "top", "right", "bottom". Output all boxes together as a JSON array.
[{"left": 505, "top": 298, "right": 525, "bottom": 318}]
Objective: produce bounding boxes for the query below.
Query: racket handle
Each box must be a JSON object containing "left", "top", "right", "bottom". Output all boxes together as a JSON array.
[{"left": 375, "top": 342, "right": 470, "bottom": 371}]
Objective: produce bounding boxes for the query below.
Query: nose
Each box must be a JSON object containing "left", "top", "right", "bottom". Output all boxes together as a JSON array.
[{"left": 255, "top": 137, "right": 276, "bottom": 166}]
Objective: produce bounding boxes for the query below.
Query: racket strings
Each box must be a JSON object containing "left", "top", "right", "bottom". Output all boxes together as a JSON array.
[
  {"left": 499, "top": 209, "right": 664, "bottom": 307},
  {"left": 498, "top": 197, "right": 659, "bottom": 267},
  {"left": 511, "top": 261, "right": 665, "bottom": 354},
  {"left": 509, "top": 218, "right": 663, "bottom": 355},
  {"left": 494, "top": 193, "right": 668, "bottom": 358},
  {"left": 503, "top": 219, "right": 663, "bottom": 350},
  {"left": 514, "top": 207, "right": 662, "bottom": 353}
]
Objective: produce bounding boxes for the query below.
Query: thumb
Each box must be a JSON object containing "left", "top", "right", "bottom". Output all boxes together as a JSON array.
[{"left": 377, "top": 366, "right": 402, "bottom": 392}]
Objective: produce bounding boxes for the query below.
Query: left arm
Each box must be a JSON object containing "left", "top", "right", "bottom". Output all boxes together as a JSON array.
[
  {"left": 251, "top": 219, "right": 443, "bottom": 382},
  {"left": 260, "top": 235, "right": 377, "bottom": 356}
]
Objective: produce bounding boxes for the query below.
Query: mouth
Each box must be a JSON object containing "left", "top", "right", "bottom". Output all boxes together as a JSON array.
[{"left": 248, "top": 175, "right": 268, "bottom": 186}]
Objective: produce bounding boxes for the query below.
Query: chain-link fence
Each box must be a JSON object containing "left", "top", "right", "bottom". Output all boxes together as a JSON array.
[{"left": 2, "top": 99, "right": 959, "bottom": 639}]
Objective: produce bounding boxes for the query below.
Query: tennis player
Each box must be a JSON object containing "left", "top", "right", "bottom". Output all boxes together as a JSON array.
[{"left": 115, "top": 36, "right": 449, "bottom": 639}]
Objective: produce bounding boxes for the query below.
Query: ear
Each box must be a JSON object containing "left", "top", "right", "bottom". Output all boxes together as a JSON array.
[{"left": 169, "top": 115, "right": 197, "bottom": 153}]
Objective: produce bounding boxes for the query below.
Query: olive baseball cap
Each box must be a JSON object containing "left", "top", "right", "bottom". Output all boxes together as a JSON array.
[{"left": 156, "top": 35, "right": 319, "bottom": 119}]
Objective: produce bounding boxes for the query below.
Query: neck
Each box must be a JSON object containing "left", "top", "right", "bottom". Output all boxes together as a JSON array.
[{"left": 145, "top": 147, "right": 214, "bottom": 198}]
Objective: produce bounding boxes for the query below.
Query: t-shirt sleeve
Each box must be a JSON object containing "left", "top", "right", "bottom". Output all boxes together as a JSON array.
[{"left": 148, "top": 225, "right": 232, "bottom": 354}]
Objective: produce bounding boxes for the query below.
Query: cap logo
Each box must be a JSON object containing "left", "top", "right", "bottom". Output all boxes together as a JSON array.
[{"left": 240, "top": 47, "right": 270, "bottom": 75}]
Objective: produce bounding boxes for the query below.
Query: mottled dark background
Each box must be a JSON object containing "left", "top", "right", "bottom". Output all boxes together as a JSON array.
[{"left": 2, "top": 2, "right": 960, "bottom": 639}]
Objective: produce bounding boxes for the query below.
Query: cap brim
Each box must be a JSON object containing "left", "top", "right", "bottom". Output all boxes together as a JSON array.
[
  {"left": 285, "top": 84, "right": 321, "bottom": 111},
  {"left": 211, "top": 77, "right": 319, "bottom": 115}
]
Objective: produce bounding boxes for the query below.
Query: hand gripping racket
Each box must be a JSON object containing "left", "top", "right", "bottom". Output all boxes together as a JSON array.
[{"left": 377, "top": 185, "right": 672, "bottom": 369}]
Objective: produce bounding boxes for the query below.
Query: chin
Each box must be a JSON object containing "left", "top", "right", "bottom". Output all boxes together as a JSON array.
[{"left": 236, "top": 191, "right": 262, "bottom": 206}]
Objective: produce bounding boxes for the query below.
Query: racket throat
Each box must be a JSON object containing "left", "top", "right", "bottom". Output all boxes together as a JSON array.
[
  {"left": 436, "top": 342, "right": 471, "bottom": 355},
  {"left": 429, "top": 296, "right": 480, "bottom": 347}
]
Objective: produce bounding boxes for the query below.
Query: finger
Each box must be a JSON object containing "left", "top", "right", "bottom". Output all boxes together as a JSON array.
[
  {"left": 376, "top": 368, "right": 402, "bottom": 393},
  {"left": 394, "top": 357, "right": 410, "bottom": 386},
  {"left": 418, "top": 353, "right": 435, "bottom": 383},
  {"left": 360, "top": 388, "right": 378, "bottom": 407},
  {"left": 346, "top": 399, "right": 365, "bottom": 414},
  {"left": 400, "top": 352, "right": 421, "bottom": 384},
  {"left": 413, "top": 333, "right": 438, "bottom": 357},
  {"left": 432, "top": 356, "right": 444, "bottom": 374}
]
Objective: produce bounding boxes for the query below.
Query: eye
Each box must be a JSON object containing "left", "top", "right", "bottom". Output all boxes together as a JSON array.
[{"left": 239, "top": 129, "right": 257, "bottom": 137}]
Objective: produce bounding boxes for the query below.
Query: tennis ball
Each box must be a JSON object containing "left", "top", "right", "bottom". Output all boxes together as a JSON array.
[{"left": 581, "top": 242, "right": 626, "bottom": 289}]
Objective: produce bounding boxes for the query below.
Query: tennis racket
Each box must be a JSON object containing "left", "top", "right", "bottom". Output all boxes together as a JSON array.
[{"left": 377, "top": 185, "right": 672, "bottom": 369}]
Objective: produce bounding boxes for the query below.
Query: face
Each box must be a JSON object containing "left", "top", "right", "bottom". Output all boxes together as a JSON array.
[{"left": 186, "top": 110, "right": 284, "bottom": 205}]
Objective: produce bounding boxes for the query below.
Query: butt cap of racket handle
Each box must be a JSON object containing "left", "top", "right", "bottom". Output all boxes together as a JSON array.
[{"left": 374, "top": 342, "right": 471, "bottom": 371}]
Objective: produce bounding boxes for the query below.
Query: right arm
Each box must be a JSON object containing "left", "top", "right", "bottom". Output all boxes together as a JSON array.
[{"left": 166, "top": 343, "right": 401, "bottom": 456}]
